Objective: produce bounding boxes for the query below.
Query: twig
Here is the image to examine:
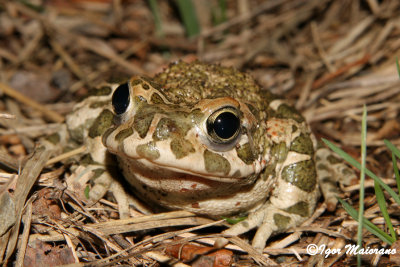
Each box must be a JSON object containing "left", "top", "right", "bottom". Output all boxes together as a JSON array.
[{"left": 0, "top": 83, "right": 64, "bottom": 123}]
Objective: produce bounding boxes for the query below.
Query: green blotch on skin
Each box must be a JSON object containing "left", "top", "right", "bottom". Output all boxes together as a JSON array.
[
  {"left": 131, "top": 79, "right": 144, "bottom": 87},
  {"left": 134, "top": 95, "right": 147, "bottom": 103},
  {"left": 274, "top": 213, "right": 291, "bottom": 231},
  {"left": 291, "top": 134, "right": 314, "bottom": 155},
  {"left": 236, "top": 143, "right": 255, "bottom": 165},
  {"left": 134, "top": 108, "right": 155, "bottom": 139},
  {"left": 153, "top": 118, "right": 174, "bottom": 141},
  {"left": 36, "top": 146, "right": 45, "bottom": 152},
  {"left": 90, "top": 100, "right": 109, "bottom": 109},
  {"left": 232, "top": 170, "right": 241, "bottom": 178},
  {"left": 140, "top": 76, "right": 161, "bottom": 90},
  {"left": 88, "top": 109, "right": 114, "bottom": 138},
  {"left": 87, "top": 86, "right": 112, "bottom": 97},
  {"left": 70, "top": 119, "right": 94, "bottom": 143},
  {"left": 204, "top": 150, "right": 230, "bottom": 175},
  {"left": 45, "top": 133, "right": 60, "bottom": 145},
  {"left": 142, "top": 83, "right": 150, "bottom": 90},
  {"left": 276, "top": 104, "right": 304, "bottom": 123},
  {"left": 153, "top": 117, "right": 192, "bottom": 141},
  {"left": 81, "top": 154, "right": 96, "bottom": 165},
  {"left": 190, "top": 109, "right": 205, "bottom": 124},
  {"left": 329, "top": 187, "right": 340, "bottom": 193},
  {"left": 292, "top": 124, "right": 298, "bottom": 133},
  {"left": 342, "top": 168, "right": 354, "bottom": 176},
  {"left": 136, "top": 142, "right": 160, "bottom": 160},
  {"left": 282, "top": 160, "right": 316, "bottom": 192},
  {"left": 317, "top": 163, "right": 328, "bottom": 171},
  {"left": 321, "top": 176, "right": 337, "bottom": 187},
  {"left": 170, "top": 138, "right": 194, "bottom": 159},
  {"left": 151, "top": 93, "right": 165, "bottom": 104},
  {"left": 115, "top": 128, "right": 134, "bottom": 143},
  {"left": 262, "top": 144, "right": 278, "bottom": 179},
  {"left": 92, "top": 168, "right": 106, "bottom": 180},
  {"left": 271, "top": 142, "right": 288, "bottom": 163},
  {"left": 327, "top": 155, "right": 341, "bottom": 164},
  {"left": 102, "top": 126, "right": 117, "bottom": 144},
  {"left": 320, "top": 177, "right": 339, "bottom": 194},
  {"left": 263, "top": 163, "right": 277, "bottom": 180},
  {"left": 284, "top": 201, "right": 309, "bottom": 217}
]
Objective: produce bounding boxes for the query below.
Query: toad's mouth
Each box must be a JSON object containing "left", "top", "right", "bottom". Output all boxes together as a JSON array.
[
  {"left": 117, "top": 156, "right": 251, "bottom": 184},
  {"left": 117, "top": 156, "right": 255, "bottom": 196}
]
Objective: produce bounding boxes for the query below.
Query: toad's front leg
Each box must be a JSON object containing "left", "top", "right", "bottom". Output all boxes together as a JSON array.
[{"left": 223, "top": 150, "right": 319, "bottom": 251}]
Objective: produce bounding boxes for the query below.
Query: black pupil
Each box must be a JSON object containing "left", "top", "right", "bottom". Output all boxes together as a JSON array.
[
  {"left": 112, "top": 83, "right": 130, "bottom": 115},
  {"left": 213, "top": 112, "right": 240, "bottom": 139}
]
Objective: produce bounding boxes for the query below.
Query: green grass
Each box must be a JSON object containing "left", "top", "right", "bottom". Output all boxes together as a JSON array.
[
  {"left": 322, "top": 137, "right": 400, "bottom": 206},
  {"left": 148, "top": 0, "right": 164, "bottom": 37},
  {"left": 149, "top": 0, "right": 228, "bottom": 38},
  {"left": 322, "top": 106, "right": 399, "bottom": 266},
  {"left": 175, "top": 0, "right": 200, "bottom": 37},
  {"left": 357, "top": 105, "right": 367, "bottom": 265},
  {"left": 212, "top": 0, "right": 227, "bottom": 26}
]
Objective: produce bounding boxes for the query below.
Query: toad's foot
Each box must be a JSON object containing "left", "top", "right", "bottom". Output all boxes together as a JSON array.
[
  {"left": 316, "top": 147, "right": 357, "bottom": 211},
  {"left": 66, "top": 165, "right": 131, "bottom": 219},
  {"left": 222, "top": 182, "right": 319, "bottom": 251}
]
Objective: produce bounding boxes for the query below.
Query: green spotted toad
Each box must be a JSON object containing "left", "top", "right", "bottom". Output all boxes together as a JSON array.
[{"left": 63, "top": 61, "right": 354, "bottom": 250}]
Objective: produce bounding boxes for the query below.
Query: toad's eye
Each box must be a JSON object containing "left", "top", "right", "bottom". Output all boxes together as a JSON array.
[
  {"left": 206, "top": 107, "right": 241, "bottom": 143},
  {"left": 112, "top": 83, "right": 130, "bottom": 115}
]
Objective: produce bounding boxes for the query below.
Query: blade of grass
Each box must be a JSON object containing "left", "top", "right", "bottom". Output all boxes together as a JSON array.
[
  {"left": 396, "top": 57, "right": 400, "bottom": 78},
  {"left": 374, "top": 182, "right": 397, "bottom": 240},
  {"left": 148, "top": 0, "right": 164, "bottom": 37},
  {"left": 212, "top": 0, "right": 227, "bottom": 25},
  {"left": 390, "top": 152, "right": 400, "bottom": 194},
  {"left": 322, "top": 139, "right": 400, "bottom": 205},
  {"left": 18, "top": 0, "right": 45, "bottom": 12},
  {"left": 175, "top": 0, "right": 200, "bottom": 37},
  {"left": 384, "top": 139, "right": 400, "bottom": 160},
  {"left": 356, "top": 105, "right": 367, "bottom": 266},
  {"left": 384, "top": 136, "right": 400, "bottom": 195},
  {"left": 338, "top": 198, "right": 395, "bottom": 244}
]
